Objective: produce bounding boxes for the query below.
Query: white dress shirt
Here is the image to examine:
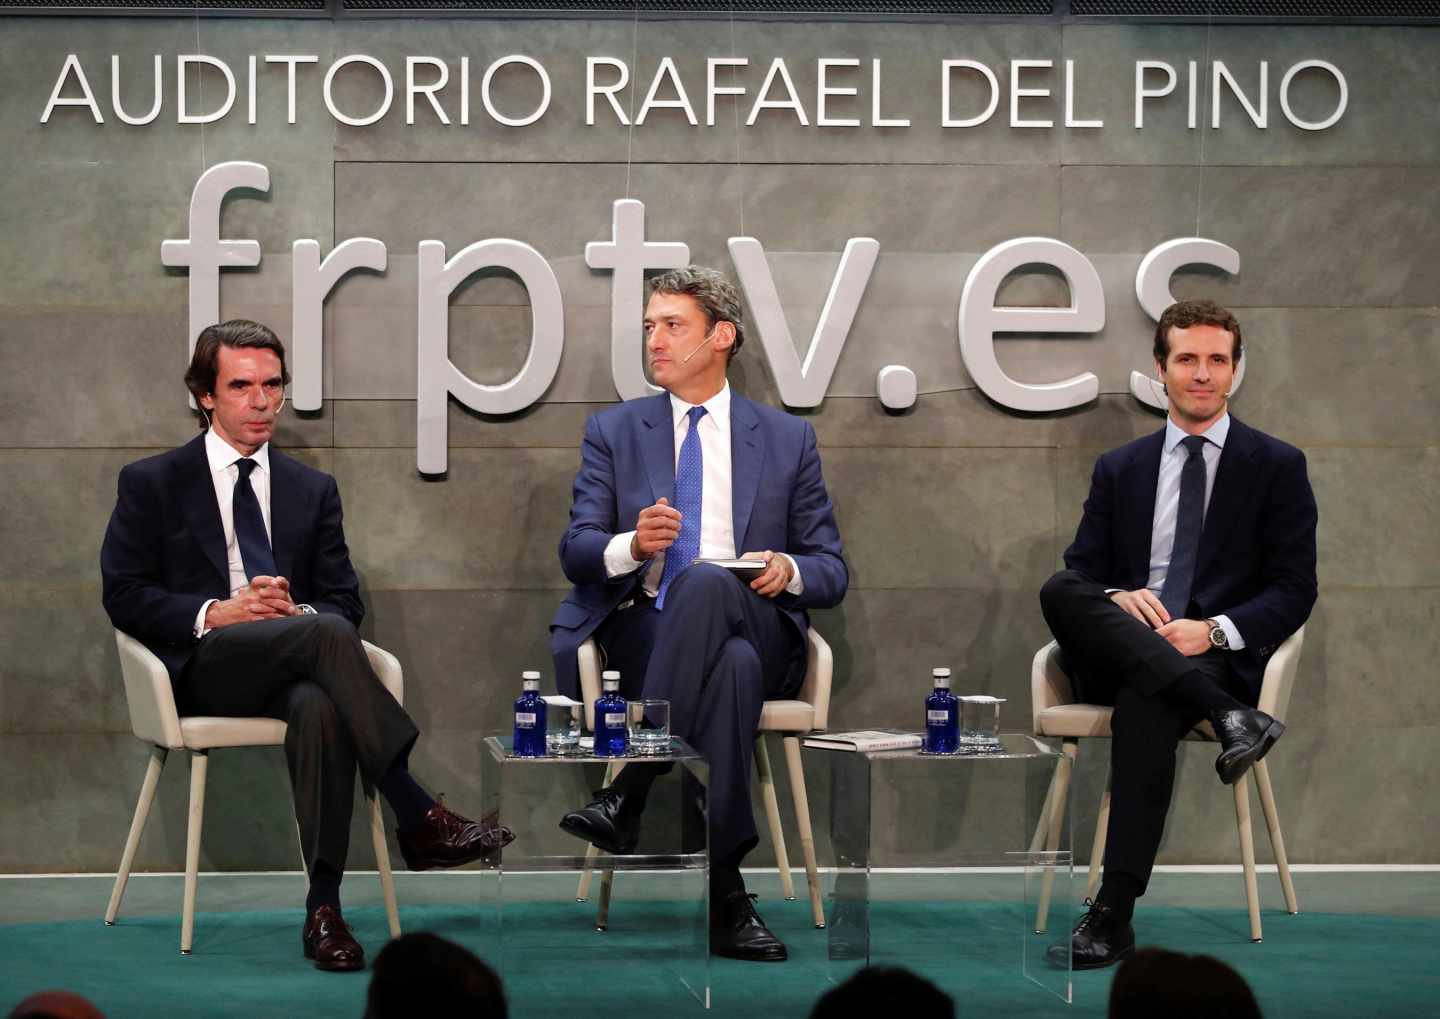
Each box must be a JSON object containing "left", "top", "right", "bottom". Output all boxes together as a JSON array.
[
  {"left": 1145, "top": 414, "right": 1244, "bottom": 649},
  {"left": 192, "top": 429, "right": 274, "bottom": 636},
  {"left": 603, "top": 383, "right": 804, "bottom": 597}
]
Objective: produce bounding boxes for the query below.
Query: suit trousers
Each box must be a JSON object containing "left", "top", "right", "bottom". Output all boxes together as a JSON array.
[
  {"left": 594, "top": 564, "right": 805, "bottom": 864},
  {"left": 174, "top": 613, "right": 420, "bottom": 877},
  {"left": 1039, "top": 569, "right": 1251, "bottom": 891}
]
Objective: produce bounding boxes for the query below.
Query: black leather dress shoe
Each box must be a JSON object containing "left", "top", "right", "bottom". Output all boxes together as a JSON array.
[
  {"left": 396, "top": 800, "right": 515, "bottom": 871},
  {"left": 1212, "top": 708, "right": 1286, "bottom": 785},
  {"left": 302, "top": 905, "right": 365, "bottom": 972},
  {"left": 711, "top": 892, "right": 788, "bottom": 962},
  {"left": 558, "top": 787, "right": 642, "bottom": 855},
  {"left": 1046, "top": 899, "right": 1134, "bottom": 971}
]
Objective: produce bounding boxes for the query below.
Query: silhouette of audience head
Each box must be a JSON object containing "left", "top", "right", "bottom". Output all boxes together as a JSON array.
[
  {"left": 809, "top": 966, "right": 955, "bottom": 1019},
  {"left": 363, "top": 932, "right": 507, "bottom": 1019},
  {"left": 1110, "top": 947, "right": 1262, "bottom": 1018},
  {"left": 8, "top": 991, "right": 105, "bottom": 1019}
]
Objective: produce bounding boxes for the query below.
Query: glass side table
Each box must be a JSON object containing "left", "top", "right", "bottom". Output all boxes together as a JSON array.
[
  {"left": 818, "top": 733, "right": 1074, "bottom": 1005},
  {"left": 472, "top": 735, "right": 711, "bottom": 1009}
]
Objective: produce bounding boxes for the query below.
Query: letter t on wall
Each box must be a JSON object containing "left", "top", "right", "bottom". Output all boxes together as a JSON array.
[
  {"left": 585, "top": 199, "right": 690, "bottom": 401},
  {"left": 160, "top": 161, "right": 268, "bottom": 408}
]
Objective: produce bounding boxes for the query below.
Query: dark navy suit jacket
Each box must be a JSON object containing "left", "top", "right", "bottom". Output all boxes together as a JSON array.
[
  {"left": 1063, "top": 416, "right": 1318, "bottom": 700},
  {"left": 549, "top": 392, "right": 848, "bottom": 699},
  {"left": 100, "top": 432, "right": 364, "bottom": 682}
]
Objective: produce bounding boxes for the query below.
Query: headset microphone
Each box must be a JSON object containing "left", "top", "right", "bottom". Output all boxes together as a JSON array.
[{"left": 678, "top": 332, "right": 716, "bottom": 366}]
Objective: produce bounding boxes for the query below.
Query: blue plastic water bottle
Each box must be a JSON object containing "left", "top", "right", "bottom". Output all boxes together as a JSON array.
[
  {"left": 512, "top": 671, "right": 547, "bottom": 757},
  {"left": 925, "top": 667, "right": 959, "bottom": 754},
  {"left": 594, "top": 670, "right": 629, "bottom": 757}
]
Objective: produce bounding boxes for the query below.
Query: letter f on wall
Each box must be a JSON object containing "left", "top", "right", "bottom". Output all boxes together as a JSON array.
[{"left": 161, "top": 161, "right": 268, "bottom": 407}]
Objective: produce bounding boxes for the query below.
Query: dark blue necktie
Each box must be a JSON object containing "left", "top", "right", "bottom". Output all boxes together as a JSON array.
[
  {"left": 1159, "top": 435, "right": 1208, "bottom": 620},
  {"left": 657, "top": 406, "right": 706, "bottom": 610},
  {"left": 233, "top": 458, "right": 277, "bottom": 581}
]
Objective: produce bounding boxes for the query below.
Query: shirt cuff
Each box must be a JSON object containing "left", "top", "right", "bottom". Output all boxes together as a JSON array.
[
  {"left": 604, "top": 531, "right": 645, "bottom": 579},
  {"left": 779, "top": 554, "right": 804, "bottom": 596},
  {"left": 194, "top": 598, "right": 217, "bottom": 639},
  {"left": 1213, "top": 614, "right": 1246, "bottom": 651}
]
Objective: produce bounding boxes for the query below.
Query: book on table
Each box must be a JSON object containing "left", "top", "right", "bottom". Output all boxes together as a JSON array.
[{"left": 802, "top": 729, "right": 923, "bottom": 753}]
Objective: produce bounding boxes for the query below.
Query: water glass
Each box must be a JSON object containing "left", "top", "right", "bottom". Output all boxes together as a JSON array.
[
  {"left": 545, "top": 702, "right": 582, "bottom": 755},
  {"left": 628, "top": 699, "right": 671, "bottom": 756},
  {"left": 959, "top": 695, "right": 1006, "bottom": 749}
]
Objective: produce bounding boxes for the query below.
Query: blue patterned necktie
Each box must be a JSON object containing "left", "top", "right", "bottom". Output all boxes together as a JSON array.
[
  {"left": 1159, "top": 435, "right": 1208, "bottom": 620},
  {"left": 233, "top": 458, "right": 277, "bottom": 581},
  {"left": 656, "top": 405, "right": 706, "bottom": 610}
]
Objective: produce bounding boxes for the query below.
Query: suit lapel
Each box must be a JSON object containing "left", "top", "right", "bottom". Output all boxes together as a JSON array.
[
  {"left": 1120, "top": 430, "right": 1165, "bottom": 584},
  {"left": 730, "top": 396, "right": 764, "bottom": 549},
  {"left": 1196, "top": 417, "right": 1259, "bottom": 580},
  {"left": 268, "top": 450, "right": 303, "bottom": 582},
  {"left": 174, "top": 434, "right": 228, "bottom": 585},
  {"left": 638, "top": 393, "right": 676, "bottom": 504}
]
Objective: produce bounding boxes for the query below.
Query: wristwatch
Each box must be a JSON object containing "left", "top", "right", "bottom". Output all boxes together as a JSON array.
[
  {"left": 297, "top": 603, "right": 318, "bottom": 616},
  {"left": 1205, "top": 618, "right": 1229, "bottom": 650}
]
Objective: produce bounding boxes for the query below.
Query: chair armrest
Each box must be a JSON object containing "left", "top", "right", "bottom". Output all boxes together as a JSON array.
[
  {"left": 363, "top": 640, "right": 404, "bottom": 706},
  {"left": 798, "top": 628, "right": 834, "bottom": 733},
  {"left": 1031, "top": 640, "right": 1076, "bottom": 735},
  {"left": 1256, "top": 625, "right": 1305, "bottom": 723},
  {"left": 577, "top": 637, "right": 602, "bottom": 731},
  {"left": 114, "top": 630, "right": 184, "bottom": 749}
]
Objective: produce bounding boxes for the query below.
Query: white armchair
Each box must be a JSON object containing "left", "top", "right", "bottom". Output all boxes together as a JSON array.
[{"left": 105, "top": 629, "right": 405, "bottom": 953}]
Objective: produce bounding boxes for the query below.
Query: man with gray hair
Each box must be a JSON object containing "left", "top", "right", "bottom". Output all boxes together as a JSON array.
[{"left": 550, "top": 266, "right": 848, "bottom": 961}]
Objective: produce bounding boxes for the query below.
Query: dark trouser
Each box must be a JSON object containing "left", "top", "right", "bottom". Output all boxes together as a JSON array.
[
  {"left": 174, "top": 613, "right": 420, "bottom": 878},
  {"left": 1039, "top": 569, "right": 1251, "bottom": 892},
  {"left": 594, "top": 565, "right": 805, "bottom": 864}
]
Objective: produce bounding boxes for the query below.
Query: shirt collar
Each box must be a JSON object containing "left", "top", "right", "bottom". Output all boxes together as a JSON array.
[
  {"left": 1164, "top": 412, "right": 1230, "bottom": 455},
  {"left": 669, "top": 381, "right": 731, "bottom": 436},
  {"left": 205, "top": 428, "right": 271, "bottom": 476}
]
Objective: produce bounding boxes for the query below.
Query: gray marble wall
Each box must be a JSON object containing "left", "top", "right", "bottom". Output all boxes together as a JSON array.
[{"left": 2, "top": 17, "right": 1436, "bottom": 877}]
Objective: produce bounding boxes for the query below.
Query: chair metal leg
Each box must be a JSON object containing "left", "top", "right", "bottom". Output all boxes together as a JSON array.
[
  {"left": 1086, "top": 777, "right": 1111, "bottom": 902},
  {"left": 756, "top": 735, "right": 795, "bottom": 900},
  {"left": 1033, "top": 739, "right": 1076, "bottom": 934},
  {"left": 180, "top": 750, "right": 208, "bottom": 955},
  {"left": 782, "top": 735, "right": 825, "bottom": 929},
  {"left": 1232, "top": 772, "right": 1263, "bottom": 942},
  {"left": 577, "top": 761, "right": 620, "bottom": 902},
  {"left": 370, "top": 795, "right": 402, "bottom": 938},
  {"left": 106, "top": 746, "right": 168, "bottom": 925},
  {"left": 1254, "top": 760, "right": 1299, "bottom": 915}
]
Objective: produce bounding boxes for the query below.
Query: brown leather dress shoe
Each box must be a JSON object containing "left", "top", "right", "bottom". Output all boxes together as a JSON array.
[
  {"left": 302, "top": 905, "right": 365, "bottom": 972},
  {"left": 396, "top": 800, "right": 516, "bottom": 871}
]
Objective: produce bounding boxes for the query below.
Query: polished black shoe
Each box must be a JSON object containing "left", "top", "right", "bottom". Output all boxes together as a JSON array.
[
  {"left": 396, "top": 800, "right": 515, "bottom": 871},
  {"left": 559, "top": 787, "right": 642, "bottom": 855},
  {"left": 710, "top": 892, "right": 788, "bottom": 962},
  {"left": 1046, "top": 898, "right": 1135, "bottom": 971},
  {"left": 301, "top": 905, "right": 365, "bottom": 972},
  {"left": 1212, "top": 708, "right": 1286, "bottom": 785}
]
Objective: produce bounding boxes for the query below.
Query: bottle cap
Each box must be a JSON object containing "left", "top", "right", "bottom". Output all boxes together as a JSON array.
[
  {"left": 603, "top": 678, "right": 619, "bottom": 692},
  {"left": 522, "top": 670, "right": 541, "bottom": 680},
  {"left": 522, "top": 679, "right": 540, "bottom": 691},
  {"left": 602, "top": 670, "right": 620, "bottom": 680},
  {"left": 932, "top": 667, "right": 951, "bottom": 688}
]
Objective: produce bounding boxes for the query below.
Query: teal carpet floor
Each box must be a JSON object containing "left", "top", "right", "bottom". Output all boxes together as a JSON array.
[{"left": 3, "top": 876, "right": 1438, "bottom": 1018}]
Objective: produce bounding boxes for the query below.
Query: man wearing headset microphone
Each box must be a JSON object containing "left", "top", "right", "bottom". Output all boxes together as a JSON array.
[
  {"left": 550, "top": 267, "right": 848, "bottom": 961},
  {"left": 101, "top": 320, "right": 513, "bottom": 972},
  {"left": 1039, "top": 299, "right": 1318, "bottom": 968}
]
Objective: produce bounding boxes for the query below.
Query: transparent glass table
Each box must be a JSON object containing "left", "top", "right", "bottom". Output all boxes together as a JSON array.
[
  {"left": 818, "top": 732, "right": 1074, "bottom": 1005},
  {"left": 472, "top": 735, "right": 711, "bottom": 1009}
]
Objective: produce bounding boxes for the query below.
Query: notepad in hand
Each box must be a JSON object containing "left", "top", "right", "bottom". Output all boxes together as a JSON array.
[
  {"left": 694, "top": 557, "right": 768, "bottom": 574},
  {"left": 803, "top": 730, "right": 924, "bottom": 753}
]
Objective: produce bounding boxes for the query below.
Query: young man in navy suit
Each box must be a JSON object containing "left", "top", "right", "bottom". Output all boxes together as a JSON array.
[
  {"left": 101, "top": 320, "right": 513, "bottom": 972},
  {"left": 550, "top": 267, "right": 848, "bottom": 961},
  {"left": 1040, "top": 300, "right": 1318, "bottom": 968}
]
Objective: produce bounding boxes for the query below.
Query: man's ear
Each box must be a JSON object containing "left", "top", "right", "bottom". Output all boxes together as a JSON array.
[
  {"left": 712, "top": 320, "right": 737, "bottom": 354},
  {"left": 199, "top": 391, "right": 216, "bottom": 411}
]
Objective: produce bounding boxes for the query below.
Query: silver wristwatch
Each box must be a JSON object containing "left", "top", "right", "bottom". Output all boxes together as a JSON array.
[{"left": 1206, "top": 618, "right": 1229, "bottom": 650}]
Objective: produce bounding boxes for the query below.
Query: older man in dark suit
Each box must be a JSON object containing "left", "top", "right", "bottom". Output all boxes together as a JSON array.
[
  {"left": 101, "top": 320, "right": 512, "bottom": 972},
  {"left": 1040, "top": 299, "right": 1318, "bottom": 968}
]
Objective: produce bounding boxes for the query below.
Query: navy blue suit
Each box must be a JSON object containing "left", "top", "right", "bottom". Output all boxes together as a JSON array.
[
  {"left": 550, "top": 392, "right": 847, "bottom": 861},
  {"left": 1041, "top": 415, "right": 1318, "bottom": 889},
  {"left": 101, "top": 432, "right": 416, "bottom": 877}
]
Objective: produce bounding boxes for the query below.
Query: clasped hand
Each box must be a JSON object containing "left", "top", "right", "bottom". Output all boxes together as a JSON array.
[
  {"left": 205, "top": 576, "right": 299, "bottom": 629},
  {"left": 628, "top": 499, "right": 792, "bottom": 599},
  {"left": 1109, "top": 588, "right": 1211, "bottom": 656}
]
